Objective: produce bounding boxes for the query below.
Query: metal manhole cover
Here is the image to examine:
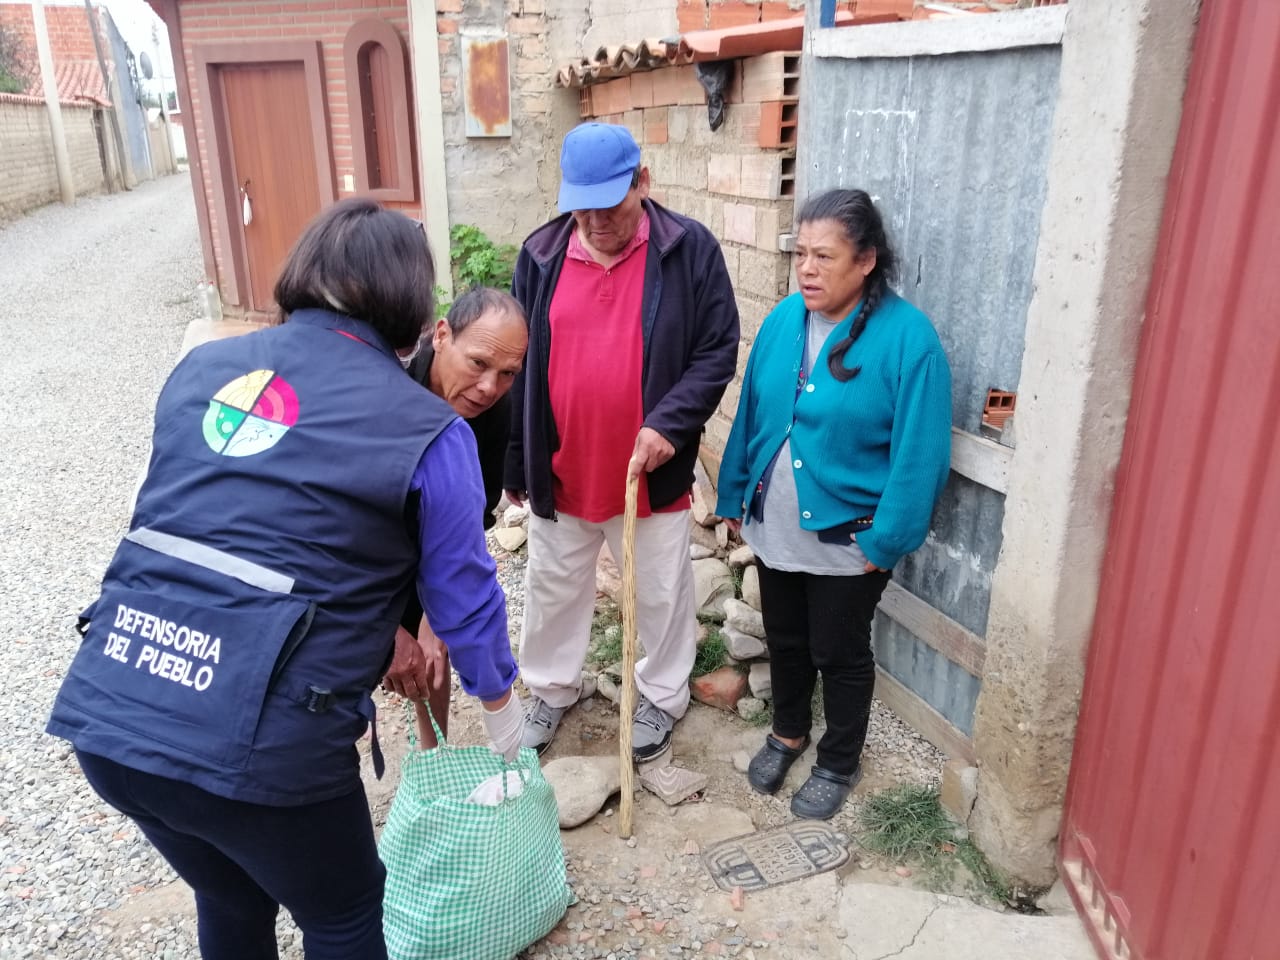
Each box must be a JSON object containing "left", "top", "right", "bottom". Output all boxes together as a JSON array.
[{"left": 702, "top": 822, "right": 850, "bottom": 892}]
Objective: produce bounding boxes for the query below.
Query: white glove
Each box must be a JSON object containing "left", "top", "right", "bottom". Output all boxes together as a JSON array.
[{"left": 481, "top": 692, "right": 523, "bottom": 763}]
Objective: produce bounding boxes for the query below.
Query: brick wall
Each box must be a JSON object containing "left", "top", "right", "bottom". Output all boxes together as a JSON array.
[
  {"left": 0, "top": 97, "right": 105, "bottom": 222},
  {"left": 579, "top": 54, "right": 800, "bottom": 471},
  {"left": 175, "top": 0, "right": 420, "bottom": 306},
  {"left": 0, "top": 3, "right": 109, "bottom": 68}
]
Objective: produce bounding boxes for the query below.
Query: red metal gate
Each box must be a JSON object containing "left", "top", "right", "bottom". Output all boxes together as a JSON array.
[{"left": 1060, "top": 2, "right": 1280, "bottom": 959}]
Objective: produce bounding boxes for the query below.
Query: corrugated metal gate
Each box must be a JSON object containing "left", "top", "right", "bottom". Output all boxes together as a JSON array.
[{"left": 1060, "top": 2, "right": 1280, "bottom": 959}]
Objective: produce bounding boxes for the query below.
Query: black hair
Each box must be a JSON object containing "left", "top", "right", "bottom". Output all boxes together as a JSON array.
[
  {"left": 445, "top": 286, "right": 527, "bottom": 336},
  {"left": 796, "top": 189, "right": 899, "bottom": 382},
  {"left": 274, "top": 197, "right": 435, "bottom": 350}
]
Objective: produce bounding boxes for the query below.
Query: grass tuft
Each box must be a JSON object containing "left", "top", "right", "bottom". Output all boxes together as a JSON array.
[
  {"left": 691, "top": 629, "right": 728, "bottom": 678},
  {"left": 858, "top": 785, "right": 1012, "bottom": 905}
]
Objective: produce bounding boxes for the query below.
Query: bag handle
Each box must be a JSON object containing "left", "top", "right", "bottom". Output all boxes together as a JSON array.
[
  {"left": 408, "top": 699, "right": 451, "bottom": 752},
  {"left": 409, "top": 700, "right": 534, "bottom": 798}
]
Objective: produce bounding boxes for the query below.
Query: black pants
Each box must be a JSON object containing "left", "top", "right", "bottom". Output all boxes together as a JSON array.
[
  {"left": 757, "top": 563, "right": 892, "bottom": 777},
  {"left": 77, "top": 750, "right": 387, "bottom": 960}
]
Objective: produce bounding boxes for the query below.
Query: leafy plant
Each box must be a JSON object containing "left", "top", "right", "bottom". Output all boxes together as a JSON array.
[
  {"left": 433, "top": 224, "right": 518, "bottom": 317},
  {"left": 586, "top": 603, "right": 623, "bottom": 669}
]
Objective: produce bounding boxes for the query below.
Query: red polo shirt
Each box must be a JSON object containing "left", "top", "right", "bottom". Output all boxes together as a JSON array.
[{"left": 547, "top": 214, "right": 690, "bottom": 521}]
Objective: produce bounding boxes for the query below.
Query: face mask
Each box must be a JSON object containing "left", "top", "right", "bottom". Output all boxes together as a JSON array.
[{"left": 398, "top": 337, "right": 424, "bottom": 370}]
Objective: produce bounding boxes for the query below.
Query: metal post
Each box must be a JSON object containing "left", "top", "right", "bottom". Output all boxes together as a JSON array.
[{"left": 30, "top": 0, "right": 74, "bottom": 204}]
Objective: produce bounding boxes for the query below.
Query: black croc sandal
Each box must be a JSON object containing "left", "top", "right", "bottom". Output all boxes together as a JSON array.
[
  {"left": 747, "top": 734, "right": 810, "bottom": 795},
  {"left": 790, "top": 765, "right": 862, "bottom": 820}
]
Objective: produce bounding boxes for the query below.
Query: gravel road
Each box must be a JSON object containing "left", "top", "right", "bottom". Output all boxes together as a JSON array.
[
  {"left": 0, "top": 175, "right": 204, "bottom": 960},
  {"left": 0, "top": 177, "right": 950, "bottom": 960}
]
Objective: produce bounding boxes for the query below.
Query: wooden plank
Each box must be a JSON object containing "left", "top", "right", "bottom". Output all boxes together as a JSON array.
[
  {"left": 950, "top": 426, "right": 1012, "bottom": 494},
  {"left": 876, "top": 581, "right": 986, "bottom": 677},
  {"left": 874, "top": 667, "right": 975, "bottom": 762}
]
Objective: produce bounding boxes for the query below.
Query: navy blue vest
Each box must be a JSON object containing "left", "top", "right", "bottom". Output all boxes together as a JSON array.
[{"left": 47, "top": 310, "right": 456, "bottom": 805}]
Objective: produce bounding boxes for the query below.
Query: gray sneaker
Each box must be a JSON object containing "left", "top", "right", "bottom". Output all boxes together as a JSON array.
[
  {"left": 521, "top": 697, "right": 567, "bottom": 755},
  {"left": 632, "top": 695, "right": 675, "bottom": 762}
]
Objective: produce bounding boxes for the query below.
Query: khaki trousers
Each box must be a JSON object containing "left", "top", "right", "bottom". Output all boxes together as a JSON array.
[{"left": 519, "top": 509, "right": 695, "bottom": 718}]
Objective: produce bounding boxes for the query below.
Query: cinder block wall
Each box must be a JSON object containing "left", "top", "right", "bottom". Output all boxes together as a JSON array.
[
  {"left": 579, "top": 56, "right": 798, "bottom": 474},
  {"left": 0, "top": 97, "right": 105, "bottom": 223}
]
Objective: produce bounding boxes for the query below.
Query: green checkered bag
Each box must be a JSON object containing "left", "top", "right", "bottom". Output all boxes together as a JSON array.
[{"left": 379, "top": 710, "right": 572, "bottom": 960}]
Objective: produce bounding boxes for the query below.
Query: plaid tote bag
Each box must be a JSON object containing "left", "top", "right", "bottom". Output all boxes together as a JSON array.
[{"left": 379, "top": 717, "right": 573, "bottom": 960}]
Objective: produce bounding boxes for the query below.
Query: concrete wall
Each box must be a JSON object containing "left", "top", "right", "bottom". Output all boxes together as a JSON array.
[
  {"left": 432, "top": 0, "right": 585, "bottom": 248},
  {"left": 969, "top": 0, "right": 1200, "bottom": 887},
  {"left": 0, "top": 96, "right": 105, "bottom": 222}
]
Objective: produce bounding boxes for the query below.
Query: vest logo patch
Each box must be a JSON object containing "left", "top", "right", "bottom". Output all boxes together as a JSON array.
[{"left": 203, "top": 369, "right": 299, "bottom": 457}]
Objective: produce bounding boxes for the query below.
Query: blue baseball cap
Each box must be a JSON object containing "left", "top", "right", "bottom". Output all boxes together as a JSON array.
[{"left": 557, "top": 123, "right": 642, "bottom": 213}]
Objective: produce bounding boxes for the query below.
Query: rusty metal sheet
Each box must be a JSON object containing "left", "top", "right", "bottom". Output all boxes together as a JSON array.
[
  {"left": 462, "top": 34, "right": 510, "bottom": 138},
  {"left": 1061, "top": 3, "right": 1280, "bottom": 959}
]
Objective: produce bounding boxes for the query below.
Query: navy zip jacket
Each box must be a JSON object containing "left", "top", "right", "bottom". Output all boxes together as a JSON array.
[{"left": 505, "top": 199, "right": 740, "bottom": 519}]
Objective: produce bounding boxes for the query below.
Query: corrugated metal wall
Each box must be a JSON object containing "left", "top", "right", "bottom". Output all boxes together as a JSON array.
[
  {"left": 798, "top": 43, "right": 1060, "bottom": 733},
  {"left": 1061, "top": 2, "right": 1280, "bottom": 957}
]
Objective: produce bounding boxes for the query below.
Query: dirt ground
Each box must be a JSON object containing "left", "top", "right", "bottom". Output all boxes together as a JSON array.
[{"left": 363, "top": 673, "right": 953, "bottom": 959}]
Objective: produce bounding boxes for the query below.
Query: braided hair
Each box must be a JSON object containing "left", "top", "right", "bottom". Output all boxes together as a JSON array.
[{"left": 797, "top": 189, "right": 898, "bottom": 382}]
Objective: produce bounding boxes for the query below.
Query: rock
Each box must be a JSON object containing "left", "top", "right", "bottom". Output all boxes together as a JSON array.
[
  {"left": 736, "top": 696, "right": 767, "bottom": 723},
  {"left": 502, "top": 503, "right": 529, "bottom": 527},
  {"left": 722, "top": 625, "right": 766, "bottom": 661},
  {"left": 578, "top": 672, "right": 597, "bottom": 701},
  {"left": 596, "top": 542, "right": 621, "bottom": 602},
  {"left": 693, "top": 458, "right": 719, "bottom": 526},
  {"left": 939, "top": 758, "right": 979, "bottom": 823},
  {"left": 715, "top": 521, "right": 729, "bottom": 549},
  {"left": 723, "top": 598, "right": 766, "bottom": 639},
  {"left": 731, "top": 750, "right": 751, "bottom": 774},
  {"left": 727, "top": 545, "right": 755, "bottom": 570},
  {"left": 692, "top": 558, "right": 734, "bottom": 615},
  {"left": 543, "top": 756, "right": 622, "bottom": 828},
  {"left": 690, "top": 521, "right": 719, "bottom": 553},
  {"left": 494, "top": 526, "right": 528, "bottom": 552},
  {"left": 740, "top": 565, "right": 761, "bottom": 610},
  {"left": 690, "top": 667, "right": 748, "bottom": 712},
  {"left": 748, "top": 662, "right": 772, "bottom": 700},
  {"left": 689, "top": 543, "right": 716, "bottom": 561},
  {"left": 730, "top": 886, "right": 745, "bottom": 911},
  {"left": 639, "top": 764, "right": 708, "bottom": 806},
  {"left": 691, "top": 482, "right": 716, "bottom": 528},
  {"left": 597, "top": 674, "right": 620, "bottom": 704}
]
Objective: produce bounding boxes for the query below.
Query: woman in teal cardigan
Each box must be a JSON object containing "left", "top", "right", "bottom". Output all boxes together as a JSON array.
[{"left": 715, "top": 189, "right": 952, "bottom": 819}]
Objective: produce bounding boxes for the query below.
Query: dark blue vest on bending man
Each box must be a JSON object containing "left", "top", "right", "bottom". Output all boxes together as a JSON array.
[{"left": 47, "top": 309, "right": 456, "bottom": 805}]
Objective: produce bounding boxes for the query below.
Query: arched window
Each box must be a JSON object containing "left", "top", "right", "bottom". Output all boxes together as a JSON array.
[{"left": 344, "top": 19, "right": 416, "bottom": 201}]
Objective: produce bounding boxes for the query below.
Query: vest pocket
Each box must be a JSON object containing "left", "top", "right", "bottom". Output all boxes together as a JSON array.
[{"left": 64, "top": 585, "right": 313, "bottom": 771}]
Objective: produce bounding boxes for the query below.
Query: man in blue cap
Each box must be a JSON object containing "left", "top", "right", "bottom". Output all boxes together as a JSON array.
[{"left": 504, "top": 122, "right": 740, "bottom": 761}]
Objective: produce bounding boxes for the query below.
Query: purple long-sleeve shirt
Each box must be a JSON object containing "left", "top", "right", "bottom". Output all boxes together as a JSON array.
[{"left": 409, "top": 418, "right": 517, "bottom": 701}]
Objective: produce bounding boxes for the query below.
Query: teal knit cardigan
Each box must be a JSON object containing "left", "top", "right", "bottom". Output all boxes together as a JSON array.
[{"left": 714, "top": 290, "right": 953, "bottom": 571}]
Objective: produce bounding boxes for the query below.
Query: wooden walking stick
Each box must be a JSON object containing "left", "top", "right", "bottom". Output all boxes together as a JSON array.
[{"left": 619, "top": 462, "right": 641, "bottom": 839}]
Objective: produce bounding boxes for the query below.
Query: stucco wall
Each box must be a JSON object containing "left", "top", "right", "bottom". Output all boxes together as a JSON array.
[{"left": 0, "top": 97, "right": 105, "bottom": 222}]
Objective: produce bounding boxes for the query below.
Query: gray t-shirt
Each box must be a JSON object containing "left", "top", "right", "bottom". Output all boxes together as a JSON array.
[{"left": 741, "top": 312, "right": 869, "bottom": 576}]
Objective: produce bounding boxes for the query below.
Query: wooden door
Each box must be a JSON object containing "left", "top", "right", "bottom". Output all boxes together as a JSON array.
[{"left": 221, "top": 63, "right": 322, "bottom": 313}]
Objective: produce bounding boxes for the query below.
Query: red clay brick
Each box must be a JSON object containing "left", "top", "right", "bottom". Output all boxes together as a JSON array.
[
  {"left": 436, "top": 16, "right": 459, "bottom": 33},
  {"left": 644, "top": 107, "right": 669, "bottom": 144},
  {"left": 854, "top": 0, "right": 914, "bottom": 18},
  {"left": 630, "top": 72, "right": 654, "bottom": 110},
  {"left": 677, "top": 1, "right": 708, "bottom": 32},
  {"left": 706, "top": 2, "right": 761, "bottom": 30}
]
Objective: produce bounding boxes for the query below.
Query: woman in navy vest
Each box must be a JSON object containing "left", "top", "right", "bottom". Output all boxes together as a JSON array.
[{"left": 46, "top": 199, "right": 524, "bottom": 960}]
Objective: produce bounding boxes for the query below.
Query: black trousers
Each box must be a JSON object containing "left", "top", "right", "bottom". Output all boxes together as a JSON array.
[
  {"left": 756, "top": 562, "right": 892, "bottom": 777},
  {"left": 77, "top": 750, "right": 387, "bottom": 960}
]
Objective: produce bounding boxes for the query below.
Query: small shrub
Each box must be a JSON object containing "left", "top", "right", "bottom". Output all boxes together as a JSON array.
[{"left": 450, "top": 224, "right": 517, "bottom": 291}]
